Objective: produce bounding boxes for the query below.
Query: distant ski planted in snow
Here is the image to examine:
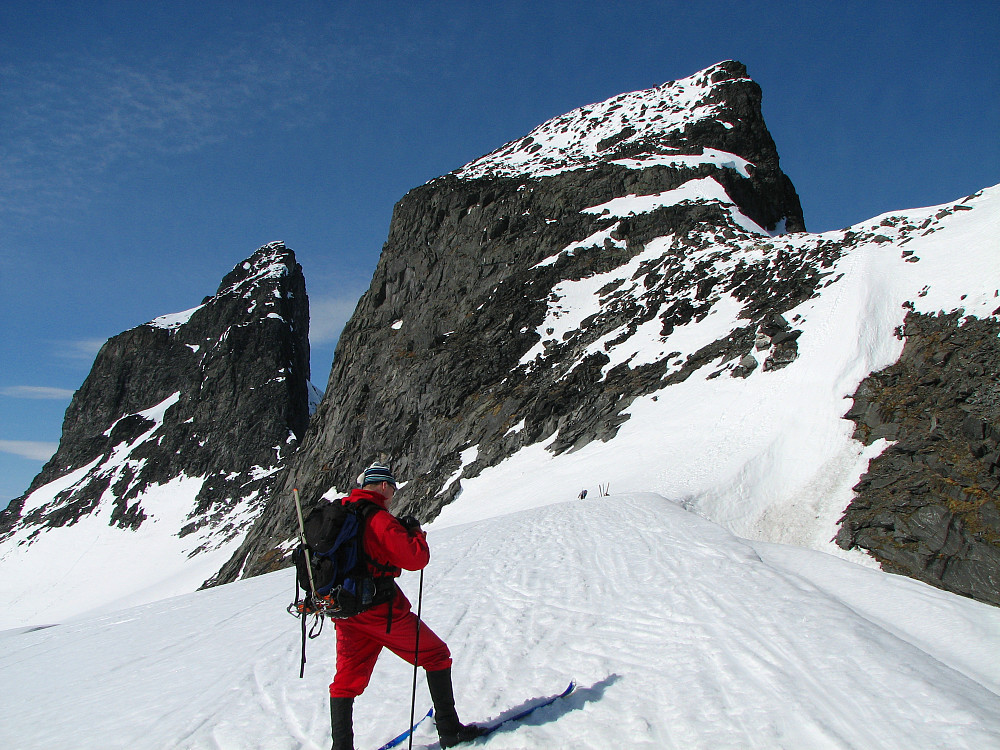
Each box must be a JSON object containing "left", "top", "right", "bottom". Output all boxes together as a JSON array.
[
  {"left": 377, "top": 707, "right": 433, "bottom": 750},
  {"left": 478, "top": 681, "right": 576, "bottom": 739}
]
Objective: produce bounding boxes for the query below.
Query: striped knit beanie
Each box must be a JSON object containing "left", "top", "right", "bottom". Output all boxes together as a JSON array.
[{"left": 358, "top": 462, "right": 396, "bottom": 487}]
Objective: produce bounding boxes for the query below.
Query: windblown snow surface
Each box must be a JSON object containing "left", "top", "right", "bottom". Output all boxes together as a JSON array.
[{"left": 2, "top": 494, "right": 999, "bottom": 749}]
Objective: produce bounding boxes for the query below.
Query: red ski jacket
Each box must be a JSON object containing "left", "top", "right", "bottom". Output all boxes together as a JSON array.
[
  {"left": 342, "top": 488, "right": 429, "bottom": 577},
  {"left": 331, "top": 489, "right": 452, "bottom": 697}
]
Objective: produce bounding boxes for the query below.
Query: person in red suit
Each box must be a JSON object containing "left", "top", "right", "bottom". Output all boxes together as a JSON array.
[{"left": 328, "top": 462, "right": 486, "bottom": 749}]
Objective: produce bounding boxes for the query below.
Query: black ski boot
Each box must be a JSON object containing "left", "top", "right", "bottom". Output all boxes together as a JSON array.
[
  {"left": 330, "top": 696, "right": 355, "bottom": 750},
  {"left": 426, "top": 667, "right": 487, "bottom": 748}
]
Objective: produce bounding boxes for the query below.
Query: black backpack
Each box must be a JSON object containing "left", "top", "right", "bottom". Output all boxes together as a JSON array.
[
  {"left": 291, "top": 497, "right": 396, "bottom": 617},
  {"left": 288, "top": 497, "right": 395, "bottom": 676}
]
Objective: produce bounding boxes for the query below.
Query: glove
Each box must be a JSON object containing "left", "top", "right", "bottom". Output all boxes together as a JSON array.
[{"left": 398, "top": 515, "right": 421, "bottom": 532}]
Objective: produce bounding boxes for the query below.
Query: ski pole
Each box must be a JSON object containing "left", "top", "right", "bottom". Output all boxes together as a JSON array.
[
  {"left": 291, "top": 488, "right": 320, "bottom": 679},
  {"left": 292, "top": 488, "right": 319, "bottom": 600},
  {"left": 408, "top": 567, "right": 424, "bottom": 750}
]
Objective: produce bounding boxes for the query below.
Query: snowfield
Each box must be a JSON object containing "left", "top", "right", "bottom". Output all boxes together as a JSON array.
[{"left": 2, "top": 493, "right": 999, "bottom": 749}]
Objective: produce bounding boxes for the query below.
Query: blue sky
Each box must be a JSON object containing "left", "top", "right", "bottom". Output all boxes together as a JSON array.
[{"left": 1, "top": 0, "right": 998, "bottom": 503}]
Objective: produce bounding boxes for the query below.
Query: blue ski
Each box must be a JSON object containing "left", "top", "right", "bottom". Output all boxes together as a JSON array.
[
  {"left": 377, "top": 707, "right": 433, "bottom": 750},
  {"left": 377, "top": 681, "right": 575, "bottom": 749},
  {"left": 479, "top": 680, "right": 576, "bottom": 738}
]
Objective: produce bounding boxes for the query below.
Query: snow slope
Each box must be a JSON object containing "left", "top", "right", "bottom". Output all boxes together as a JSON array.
[
  {"left": 436, "top": 184, "right": 1000, "bottom": 563},
  {"left": 2, "top": 493, "right": 998, "bottom": 749},
  {"left": 0, "top": 393, "right": 259, "bottom": 629}
]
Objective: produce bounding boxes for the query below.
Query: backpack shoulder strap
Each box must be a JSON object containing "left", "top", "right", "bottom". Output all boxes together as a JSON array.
[
  {"left": 349, "top": 499, "right": 397, "bottom": 575},
  {"left": 351, "top": 498, "right": 384, "bottom": 517}
]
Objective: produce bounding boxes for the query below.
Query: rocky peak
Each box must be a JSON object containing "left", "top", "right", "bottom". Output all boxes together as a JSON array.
[
  {"left": 453, "top": 60, "right": 803, "bottom": 234},
  {"left": 22, "top": 240, "right": 310, "bottom": 495},
  {"left": 0, "top": 241, "right": 311, "bottom": 623},
  {"left": 214, "top": 61, "right": 811, "bottom": 583},
  {"left": 214, "top": 240, "right": 305, "bottom": 301},
  {"left": 458, "top": 61, "right": 755, "bottom": 180}
]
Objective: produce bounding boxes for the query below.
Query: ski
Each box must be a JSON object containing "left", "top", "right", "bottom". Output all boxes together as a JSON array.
[
  {"left": 377, "top": 680, "right": 574, "bottom": 749},
  {"left": 377, "top": 707, "right": 433, "bottom": 750},
  {"left": 478, "top": 680, "right": 576, "bottom": 739}
]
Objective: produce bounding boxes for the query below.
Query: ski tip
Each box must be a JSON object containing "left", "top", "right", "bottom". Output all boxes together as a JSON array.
[{"left": 375, "top": 706, "right": 434, "bottom": 750}]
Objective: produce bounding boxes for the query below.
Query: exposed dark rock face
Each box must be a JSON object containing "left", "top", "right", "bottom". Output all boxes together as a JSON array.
[
  {"left": 837, "top": 311, "right": 1000, "bottom": 605},
  {"left": 0, "top": 242, "right": 311, "bottom": 577},
  {"left": 216, "top": 61, "right": 820, "bottom": 583}
]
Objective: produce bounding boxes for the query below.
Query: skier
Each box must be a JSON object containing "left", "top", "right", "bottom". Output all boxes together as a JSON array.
[
  {"left": 328, "top": 462, "right": 486, "bottom": 750},
  {"left": 578, "top": 489, "right": 588, "bottom": 500}
]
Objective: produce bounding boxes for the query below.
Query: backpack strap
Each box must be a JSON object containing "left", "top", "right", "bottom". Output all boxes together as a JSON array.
[
  {"left": 351, "top": 499, "right": 401, "bottom": 577},
  {"left": 352, "top": 499, "right": 403, "bottom": 633}
]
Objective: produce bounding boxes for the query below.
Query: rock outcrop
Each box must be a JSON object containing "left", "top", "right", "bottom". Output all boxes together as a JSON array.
[
  {"left": 0, "top": 241, "right": 311, "bottom": 591},
  {"left": 838, "top": 310, "right": 1000, "bottom": 605}
]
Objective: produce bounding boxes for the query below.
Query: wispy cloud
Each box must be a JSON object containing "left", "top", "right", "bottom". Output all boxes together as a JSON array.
[
  {"left": 0, "top": 386, "right": 75, "bottom": 400},
  {"left": 50, "top": 338, "right": 107, "bottom": 363},
  {"left": 0, "top": 20, "right": 419, "bottom": 224},
  {"left": 0, "top": 440, "right": 57, "bottom": 461},
  {"left": 310, "top": 293, "right": 363, "bottom": 346}
]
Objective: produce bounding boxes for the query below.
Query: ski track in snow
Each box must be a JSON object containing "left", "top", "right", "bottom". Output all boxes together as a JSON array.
[{"left": 2, "top": 494, "right": 999, "bottom": 749}]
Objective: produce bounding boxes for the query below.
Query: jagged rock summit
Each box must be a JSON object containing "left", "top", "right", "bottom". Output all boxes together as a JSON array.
[
  {"left": 218, "top": 60, "right": 813, "bottom": 582},
  {"left": 0, "top": 241, "right": 311, "bottom": 627},
  {"left": 454, "top": 60, "right": 803, "bottom": 233}
]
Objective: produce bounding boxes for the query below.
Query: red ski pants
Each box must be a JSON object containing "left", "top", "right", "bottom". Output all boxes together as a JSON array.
[{"left": 329, "top": 595, "right": 452, "bottom": 698}]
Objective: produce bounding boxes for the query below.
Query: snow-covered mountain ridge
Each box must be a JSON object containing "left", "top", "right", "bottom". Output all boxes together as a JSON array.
[
  {"left": 224, "top": 60, "right": 809, "bottom": 587},
  {"left": 230, "top": 69, "right": 997, "bottom": 606},
  {"left": 2, "top": 493, "right": 998, "bottom": 749},
  {"left": 2, "top": 61, "right": 997, "bottom": 631}
]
